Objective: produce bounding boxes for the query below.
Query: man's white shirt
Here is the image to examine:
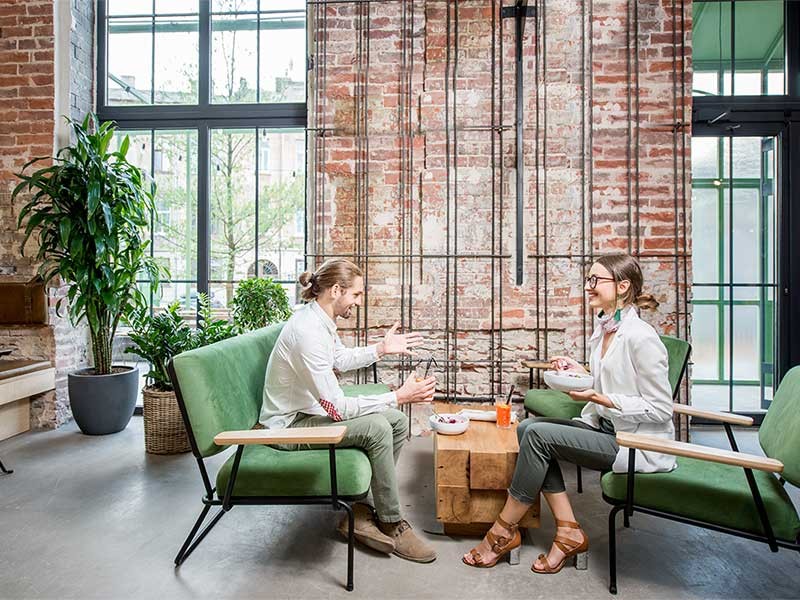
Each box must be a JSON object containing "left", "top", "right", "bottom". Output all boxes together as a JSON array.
[{"left": 259, "top": 300, "right": 398, "bottom": 429}]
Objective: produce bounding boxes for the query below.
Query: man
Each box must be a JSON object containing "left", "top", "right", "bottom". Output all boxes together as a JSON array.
[{"left": 260, "top": 258, "right": 438, "bottom": 563}]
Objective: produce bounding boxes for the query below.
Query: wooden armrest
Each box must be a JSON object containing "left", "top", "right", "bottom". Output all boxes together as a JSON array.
[
  {"left": 673, "top": 404, "right": 753, "bottom": 426},
  {"left": 214, "top": 426, "right": 347, "bottom": 446},
  {"left": 616, "top": 432, "right": 783, "bottom": 474}
]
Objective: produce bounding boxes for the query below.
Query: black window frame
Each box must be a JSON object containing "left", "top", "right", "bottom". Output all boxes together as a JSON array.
[
  {"left": 691, "top": 0, "right": 800, "bottom": 417},
  {"left": 96, "top": 0, "right": 308, "bottom": 310}
]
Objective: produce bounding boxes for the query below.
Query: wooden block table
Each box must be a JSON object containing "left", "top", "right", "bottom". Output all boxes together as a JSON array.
[{"left": 433, "top": 402, "right": 539, "bottom": 536}]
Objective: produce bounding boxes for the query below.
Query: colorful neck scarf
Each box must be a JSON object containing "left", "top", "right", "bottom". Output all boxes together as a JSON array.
[{"left": 597, "top": 307, "right": 624, "bottom": 334}]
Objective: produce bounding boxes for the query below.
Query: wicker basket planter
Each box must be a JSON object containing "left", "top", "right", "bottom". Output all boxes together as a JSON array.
[{"left": 142, "top": 386, "right": 191, "bottom": 454}]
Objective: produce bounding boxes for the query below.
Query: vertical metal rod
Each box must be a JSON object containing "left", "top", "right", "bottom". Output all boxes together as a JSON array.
[
  {"left": 363, "top": 2, "right": 372, "bottom": 371},
  {"left": 256, "top": 0, "right": 261, "bottom": 102},
  {"left": 491, "top": 0, "right": 497, "bottom": 400},
  {"left": 587, "top": 0, "right": 594, "bottom": 358},
  {"left": 150, "top": 0, "right": 156, "bottom": 104},
  {"left": 728, "top": 134, "right": 734, "bottom": 412},
  {"left": 634, "top": 0, "right": 640, "bottom": 256},
  {"left": 672, "top": 0, "right": 681, "bottom": 341},
  {"left": 731, "top": 0, "right": 736, "bottom": 96},
  {"left": 498, "top": 1, "right": 505, "bottom": 400},
  {"left": 321, "top": 4, "right": 328, "bottom": 260},
  {"left": 198, "top": 123, "right": 210, "bottom": 300},
  {"left": 515, "top": 4, "right": 525, "bottom": 287},
  {"left": 680, "top": 0, "right": 689, "bottom": 382},
  {"left": 532, "top": 2, "right": 541, "bottom": 363},
  {"left": 542, "top": 0, "right": 549, "bottom": 363},
  {"left": 255, "top": 128, "right": 260, "bottom": 273},
  {"left": 453, "top": 0, "right": 459, "bottom": 399},
  {"left": 581, "top": 0, "right": 588, "bottom": 363},
  {"left": 626, "top": 0, "right": 632, "bottom": 253},
  {"left": 444, "top": 0, "right": 452, "bottom": 400}
]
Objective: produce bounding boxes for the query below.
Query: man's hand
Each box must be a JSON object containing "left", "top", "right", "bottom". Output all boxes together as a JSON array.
[
  {"left": 396, "top": 375, "right": 436, "bottom": 405},
  {"left": 568, "top": 388, "right": 613, "bottom": 407},
  {"left": 377, "top": 321, "right": 424, "bottom": 358}
]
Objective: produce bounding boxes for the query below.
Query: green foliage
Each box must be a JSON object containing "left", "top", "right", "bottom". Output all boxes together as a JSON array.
[
  {"left": 194, "top": 293, "right": 239, "bottom": 347},
  {"left": 231, "top": 277, "right": 292, "bottom": 331},
  {"left": 124, "top": 293, "right": 239, "bottom": 391},
  {"left": 14, "top": 114, "right": 163, "bottom": 375},
  {"left": 125, "top": 302, "right": 193, "bottom": 391}
]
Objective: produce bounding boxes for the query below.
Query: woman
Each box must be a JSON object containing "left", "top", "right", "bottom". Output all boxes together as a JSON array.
[{"left": 462, "top": 253, "right": 676, "bottom": 573}]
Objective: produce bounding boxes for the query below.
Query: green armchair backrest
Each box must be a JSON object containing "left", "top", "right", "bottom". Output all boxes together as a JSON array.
[
  {"left": 760, "top": 365, "right": 800, "bottom": 487},
  {"left": 659, "top": 334, "right": 691, "bottom": 399},
  {"left": 171, "top": 323, "right": 285, "bottom": 458}
]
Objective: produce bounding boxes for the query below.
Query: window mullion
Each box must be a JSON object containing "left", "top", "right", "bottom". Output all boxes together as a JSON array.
[
  {"left": 198, "top": 123, "right": 210, "bottom": 318},
  {"left": 199, "top": 0, "right": 211, "bottom": 107}
]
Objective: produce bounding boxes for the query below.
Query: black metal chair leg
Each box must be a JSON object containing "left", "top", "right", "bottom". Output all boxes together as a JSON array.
[
  {"left": 336, "top": 501, "right": 355, "bottom": 592},
  {"left": 576, "top": 465, "right": 583, "bottom": 493},
  {"left": 609, "top": 505, "right": 624, "bottom": 595},
  {"left": 0, "top": 458, "right": 12, "bottom": 474},
  {"left": 175, "top": 505, "right": 226, "bottom": 566}
]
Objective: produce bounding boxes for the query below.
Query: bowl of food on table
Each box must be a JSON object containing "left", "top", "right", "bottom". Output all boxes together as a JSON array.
[
  {"left": 429, "top": 412, "right": 469, "bottom": 435},
  {"left": 543, "top": 370, "right": 594, "bottom": 393}
]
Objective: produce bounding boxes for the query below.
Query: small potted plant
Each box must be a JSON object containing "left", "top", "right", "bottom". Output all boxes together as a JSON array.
[
  {"left": 230, "top": 277, "right": 293, "bottom": 331},
  {"left": 125, "top": 294, "right": 238, "bottom": 454},
  {"left": 14, "top": 114, "right": 161, "bottom": 435}
]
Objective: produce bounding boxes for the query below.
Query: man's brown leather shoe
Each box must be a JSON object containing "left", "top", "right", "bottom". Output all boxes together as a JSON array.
[
  {"left": 378, "top": 519, "right": 437, "bottom": 563},
  {"left": 337, "top": 502, "right": 395, "bottom": 554}
]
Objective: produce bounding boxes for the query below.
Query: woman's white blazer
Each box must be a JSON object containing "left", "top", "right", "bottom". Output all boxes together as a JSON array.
[{"left": 577, "top": 308, "right": 678, "bottom": 473}]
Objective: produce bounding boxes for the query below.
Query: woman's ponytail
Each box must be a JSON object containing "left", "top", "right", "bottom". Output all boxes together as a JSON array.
[{"left": 634, "top": 292, "right": 660, "bottom": 311}]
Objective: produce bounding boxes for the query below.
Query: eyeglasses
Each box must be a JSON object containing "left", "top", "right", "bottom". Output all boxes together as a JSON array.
[{"left": 584, "top": 275, "right": 616, "bottom": 290}]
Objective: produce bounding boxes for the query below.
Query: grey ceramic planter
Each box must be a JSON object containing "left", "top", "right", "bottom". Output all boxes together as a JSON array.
[{"left": 68, "top": 366, "right": 139, "bottom": 435}]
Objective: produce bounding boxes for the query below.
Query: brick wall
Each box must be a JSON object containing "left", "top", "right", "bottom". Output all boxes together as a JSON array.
[
  {"left": 0, "top": 0, "right": 92, "bottom": 429},
  {"left": 69, "top": 0, "right": 93, "bottom": 121},
  {"left": 309, "top": 0, "right": 692, "bottom": 404}
]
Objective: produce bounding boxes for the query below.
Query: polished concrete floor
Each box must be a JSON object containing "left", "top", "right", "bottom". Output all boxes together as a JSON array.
[{"left": 0, "top": 418, "right": 798, "bottom": 599}]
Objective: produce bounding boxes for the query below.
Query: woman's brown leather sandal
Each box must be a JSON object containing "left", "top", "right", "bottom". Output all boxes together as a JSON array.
[
  {"left": 462, "top": 515, "right": 522, "bottom": 568},
  {"left": 531, "top": 519, "right": 588, "bottom": 574}
]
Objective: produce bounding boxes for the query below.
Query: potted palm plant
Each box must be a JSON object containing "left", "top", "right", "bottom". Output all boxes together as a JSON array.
[
  {"left": 14, "top": 114, "right": 161, "bottom": 435},
  {"left": 125, "top": 294, "right": 238, "bottom": 454}
]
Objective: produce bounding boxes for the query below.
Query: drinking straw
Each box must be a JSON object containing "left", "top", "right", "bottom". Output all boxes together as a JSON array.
[
  {"left": 424, "top": 356, "right": 437, "bottom": 378},
  {"left": 505, "top": 384, "right": 515, "bottom": 404}
]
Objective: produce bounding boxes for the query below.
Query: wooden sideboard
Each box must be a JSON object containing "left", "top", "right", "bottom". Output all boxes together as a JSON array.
[{"left": 0, "top": 359, "right": 55, "bottom": 440}]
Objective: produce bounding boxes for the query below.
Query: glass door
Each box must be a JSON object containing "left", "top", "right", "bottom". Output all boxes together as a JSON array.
[{"left": 691, "top": 135, "right": 778, "bottom": 413}]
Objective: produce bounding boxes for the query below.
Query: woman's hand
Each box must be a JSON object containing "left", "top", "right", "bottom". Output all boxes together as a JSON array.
[
  {"left": 550, "top": 355, "right": 588, "bottom": 374},
  {"left": 568, "top": 388, "right": 614, "bottom": 408}
]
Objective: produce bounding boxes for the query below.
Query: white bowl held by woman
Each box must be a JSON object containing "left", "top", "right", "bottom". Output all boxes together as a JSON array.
[
  {"left": 543, "top": 370, "right": 594, "bottom": 393},
  {"left": 429, "top": 413, "right": 469, "bottom": 435}
]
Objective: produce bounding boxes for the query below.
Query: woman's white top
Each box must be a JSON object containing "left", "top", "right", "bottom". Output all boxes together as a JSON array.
[{"left": 576, "top": 307, "right": 678, "bottom": 474}]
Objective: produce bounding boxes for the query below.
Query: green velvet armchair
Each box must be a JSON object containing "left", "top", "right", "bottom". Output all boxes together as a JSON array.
[
  {"left": 603, "top": 366, "right": 800, "bottom": 594},
  {"left": 167, "top": 323, "right": 390, "bottom": 592}
]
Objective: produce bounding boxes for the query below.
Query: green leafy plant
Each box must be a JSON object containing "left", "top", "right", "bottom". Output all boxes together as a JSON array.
[
  {"left": 14, "top": 114, "right": 162, "bottom": 375},
  {"left": 124, "top": 293, "right": 238, "bottom": 391},
  {"left": 194, "top": 293, "right": 239, "bottom": 347},
  {"left": 230, "top": 277, "right": 292, "bottom": 331},
  {"left": 125, "top": 303, "right": 194, "bottom": 391}
]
